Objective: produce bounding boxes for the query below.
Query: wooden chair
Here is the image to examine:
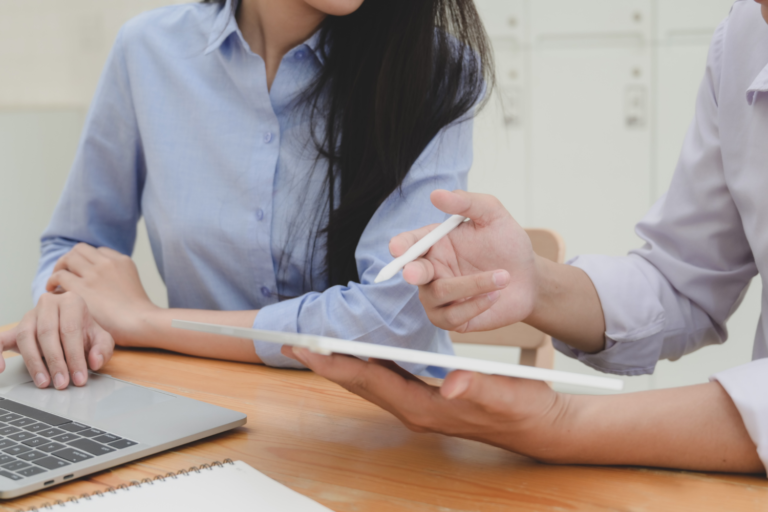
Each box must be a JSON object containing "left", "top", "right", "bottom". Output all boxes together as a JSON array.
[{"left": 449, "top": 228, "right": 566, "bottom": 369}]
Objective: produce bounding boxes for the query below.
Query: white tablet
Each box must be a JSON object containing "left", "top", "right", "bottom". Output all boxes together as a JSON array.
[{"left": 172, "top": 320, "right": 623, "bottom": 391}]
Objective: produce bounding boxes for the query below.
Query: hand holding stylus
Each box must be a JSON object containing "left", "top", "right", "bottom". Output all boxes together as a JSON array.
[{"left": 386, "top": 189, "right": 538, "bottom": 333}]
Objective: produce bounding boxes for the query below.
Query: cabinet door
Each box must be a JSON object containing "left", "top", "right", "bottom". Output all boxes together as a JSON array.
[
  {"left": 529, "top": 46, "right": 651, "bottom": 258},
  {"left": 474, "top": 0, "right": 527, "bottom": 42},
  {"left": 471, "top": 40, "right": 528, "bottom": 224},
  {"left": 530, "top": 0, "right": 650, "bottom": 42}
]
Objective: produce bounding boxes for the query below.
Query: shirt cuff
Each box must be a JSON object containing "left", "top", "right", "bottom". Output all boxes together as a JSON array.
[
  {"left": 711, "top": 359, "right": 768, "bottom": 473},
  {"left": 250, "top": 296, "right": 310, "bottom": 369},
  {"left": 553, "top": 254, "right": 667, "bottom": 375}
]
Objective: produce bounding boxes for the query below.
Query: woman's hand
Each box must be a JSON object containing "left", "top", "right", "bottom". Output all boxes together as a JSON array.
[
  {"left": 281, "top": 345, "right": 572, "bottom": 461},
  {"left": 0, "top": 292, "right": 114, "bottom": 389},
  {"left": 45, "top": 243, "right": 157, "bottom": 345},
  {"left": 390, "top": 189, "right": 539, "bottom": 333}
]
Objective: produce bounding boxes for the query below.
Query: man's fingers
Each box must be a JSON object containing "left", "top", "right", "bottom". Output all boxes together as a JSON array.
[
  {"left": 369, "top": 359, "right": 423, "bottom": 383},
  {"left": 421, "top": 270, "right": 510, "bottom": 308},
  {"left": 35, "top": 298, "right": 70, "bottom": 390},
  {"left": 430, "top": 190, "right": 508, "bottom": 228},
  {"left": 389, "top": 225, "right": 437, "bottom": 258},
  {"left": 58, "top": 296, "right": 90, "bottom": 386},
  {"left": 402, "top": 259, "right": 436, "bottom": 286},
  {"left": 428, "top": 292, "right": 501, "bottom": 332}
]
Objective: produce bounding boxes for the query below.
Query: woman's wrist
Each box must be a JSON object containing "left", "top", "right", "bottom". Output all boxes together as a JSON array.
[{"left": 115, "top": 303, "right": 162, "bottom": 348}]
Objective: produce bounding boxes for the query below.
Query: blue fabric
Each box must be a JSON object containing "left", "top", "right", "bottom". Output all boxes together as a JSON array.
[{"left": 33, "top": 1, "right": 474, "bottom": 377}]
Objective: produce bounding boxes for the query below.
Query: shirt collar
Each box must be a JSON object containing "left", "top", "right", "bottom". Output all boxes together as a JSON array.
[
  {"left": 204, "top": 0, "right": 326, "bottom": 64},
  {"left": 746, "top": 63, "right": 768, "bottom": 105}
]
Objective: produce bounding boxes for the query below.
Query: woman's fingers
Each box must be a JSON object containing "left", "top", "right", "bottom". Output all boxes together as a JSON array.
[
  {"left": 46, "top": 269, "right": 80, "bottom": 294},
  {"left": 35, "top": 296, "right": 71, "bottom": 390},
  {"left": 87, "top": 322, "right": 114, "bottom": 371},
  {"left": 15, "top": 306, "right": 52, "bottom": 388},
  {"left": 401, "top": 259, "right": 436, "bottom": 286},
  {"left": 58, "top": 295, "right": 90, "bottom": 386},
  {"left": 52, "top": 250, "right": 92, "bottom": 279}
]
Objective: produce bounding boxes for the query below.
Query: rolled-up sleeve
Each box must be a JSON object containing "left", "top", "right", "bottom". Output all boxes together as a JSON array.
[
  {"left": 554, "top": 17, "right": 757, "bottom": 375},
  {"left": 32, "top": 28, "right": 144, "bottom": 304},
  {"left": 251, "top": 114, "right": 473, "bottom": 375}
]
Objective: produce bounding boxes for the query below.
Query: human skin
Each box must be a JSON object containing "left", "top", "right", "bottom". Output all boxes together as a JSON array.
[
  {"left": 0, "top": 0, "right": 364, "bottom": 389},
  {"left": 277, "top": 187, "right": 764, "bottom": 473}
]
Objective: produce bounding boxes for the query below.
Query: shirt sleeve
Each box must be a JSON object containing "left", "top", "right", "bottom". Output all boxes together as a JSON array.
[
  {"left": 553, "top": 15, "right": 758, "bottom": 375},
  {"left": 251, "top": 114, "right": 474, "bottom": 375},
  {"left": 32, "top": 28, "right": 145, "bottom": 304}
]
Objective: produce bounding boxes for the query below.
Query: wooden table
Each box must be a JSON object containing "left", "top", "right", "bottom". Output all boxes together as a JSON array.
[{"left": 0, "top": 323, "right": 767, "bottom": 511}]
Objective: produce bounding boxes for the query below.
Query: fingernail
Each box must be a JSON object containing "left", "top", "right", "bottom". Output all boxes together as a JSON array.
[
  {"left": 53, "top": 373, "right": 67, "bottom": 389},
  {"left": 487, "top": 291, "right": 500, "bottom": 302},
  {"left": 492, "top": 271, "right": 509, "bottom": 288},
  {"left": 74, "top": 371, "right": 85, "bottom": 386},
  {"left": 34, "top": 373, "right": 47, "bottom": 387},
  {"left": 443, "top": 375, "right": 471, "bottom": 400}
]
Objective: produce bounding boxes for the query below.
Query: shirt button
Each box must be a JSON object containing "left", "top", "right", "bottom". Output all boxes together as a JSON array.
[
  {"left": 294, "top": 50, "right": 306, "bottom": 60},
  {"left": 255, "top": 208, "right": 264, "bottom": 221},
  {"left": 261, "top": 286, "right": 272, "bottom": 298},
  {"left": 263, "top": 132, "right": 273, "bottom": 144}
]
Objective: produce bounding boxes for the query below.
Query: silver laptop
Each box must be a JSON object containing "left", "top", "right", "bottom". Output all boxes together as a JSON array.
[{"left": 0, "top": 355, "right": 246, "bottom": 498}]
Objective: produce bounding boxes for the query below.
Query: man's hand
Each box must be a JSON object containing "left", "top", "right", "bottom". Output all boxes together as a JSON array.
[
  {"left": 281, "top": 345, "right": 571, "bottom": 461},
  {"left": 0, "top": 293, "right": 114, "bottom": 389},
  {"left": 46, "top": 243, "right": 157, "bottom": 345},
  {"left": 390, "top": 189, "right": 539, "bottom": 333}
]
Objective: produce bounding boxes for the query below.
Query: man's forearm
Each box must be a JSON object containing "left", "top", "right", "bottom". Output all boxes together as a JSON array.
[
  {"left": 525, "top": 256, "right": 607, "bottom": 353},
  {"left": 554, "top": 382, "right": 763, "bottom": 473}
]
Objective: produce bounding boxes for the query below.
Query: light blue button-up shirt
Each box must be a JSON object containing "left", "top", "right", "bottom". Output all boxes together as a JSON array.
[{"left": 33, "top": 1, "right": 474, "bottom": 376}]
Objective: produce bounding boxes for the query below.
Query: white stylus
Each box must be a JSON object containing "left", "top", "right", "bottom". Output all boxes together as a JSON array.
[{"left": 374, "top": 214, "right": 468, "bottom": 283}]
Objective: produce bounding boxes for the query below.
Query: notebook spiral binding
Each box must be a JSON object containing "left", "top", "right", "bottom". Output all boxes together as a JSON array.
[{"left": 15, "top": 459, "right": 235, "bottom": 511}]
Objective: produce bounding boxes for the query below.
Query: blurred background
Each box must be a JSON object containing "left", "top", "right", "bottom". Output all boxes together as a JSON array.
[{"left": 0, "top": 0, "right": 752, "bottom": 393}]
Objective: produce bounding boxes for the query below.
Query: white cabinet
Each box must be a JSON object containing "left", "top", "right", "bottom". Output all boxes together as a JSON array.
[
  {"left": 529, "top": 46, "right": 651, "bottom": 258},
  {"left": 530, "top": 0, "right": 650, "bottom": 42}
]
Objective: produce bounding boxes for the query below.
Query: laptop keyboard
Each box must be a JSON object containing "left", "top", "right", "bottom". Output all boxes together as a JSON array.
[{"left": 0, "top": 397, "right": 137, "bottom": 481}]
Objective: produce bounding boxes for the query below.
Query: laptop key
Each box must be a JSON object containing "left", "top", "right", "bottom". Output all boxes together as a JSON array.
[
  {"left": 36, "top": 442, "right": 65, "bottom": 453},
  {"left": 17, "top": 466, "right": 46, "bottom": 477},
  {"left": 52, "top": 433, "right": 81, "bottom": 443},
  {"left": 9, "top": 418, "right": 37, "bottom": 428},
  {"left": 0, "top": 455, "right": 14, "bottom": 464},
  {"left": 2, "top": 461, "right": 30, "bottom": 471},
  {"left": 0, "top": 414, "right": 22, "bottom": 423},
  {"left": 0, "top": 401, "right": 70, "bottom": 426},
  {"left": 8, "top": 432, "right": 36, "bottom": 442},
  {"left": 0, "top": 426, "right": 21, "bottom": 436},
  {"left": 0, "top": 440, "right": 17, "bottom": 449},
  {"left": 33, "top": 457, "right": 69, "bottom": 470},
  {"left": 0, "top": 470, "right": 22, "bottom": 481},
  {"left": 67, "top": 438, "right": 115, "bottom": 456},
  {"left": 92, "top": 434, "right": 121, "bottom": 444},
  {"left": 23, "top": 423, "right": 49, "bottom": 433},
  {"left": 22, "top": 437, "right": 48, "bottom": 448},
  {"left": 52, "top": 448, "right": 92, "bottom": 463},
  {"left": 58, "top": 422, "right": 89, "bottom": 433},
  {"left": 37, "top": 428, "right": 65, "bottom": 438},
  {"left": 77, "top": 428, "right": 106, "bottom": 438},
  {"left": 109, "top": 439, "right": 138, "bottom": 450},
  {"left": 17, "top": 451, "right": 47, "bottom": 462},
  {"left": 3, "top": 445, "right": 32, "bottom": 456}
]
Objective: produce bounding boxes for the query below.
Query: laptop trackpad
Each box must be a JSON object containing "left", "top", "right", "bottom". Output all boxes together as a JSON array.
[{"left": 0, "top": 372, "right": 175, "bottom": 423}]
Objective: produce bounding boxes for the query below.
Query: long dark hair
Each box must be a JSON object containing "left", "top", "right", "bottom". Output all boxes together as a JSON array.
[{"left": 203, "top": 0, "right": 492, "bottom": 289}]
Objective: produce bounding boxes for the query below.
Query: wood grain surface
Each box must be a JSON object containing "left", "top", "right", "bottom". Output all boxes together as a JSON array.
[{"left": 0, "top": 323, "right": 766, "bottom": 511}]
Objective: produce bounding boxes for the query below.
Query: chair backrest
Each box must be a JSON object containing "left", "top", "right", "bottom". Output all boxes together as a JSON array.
[{"left": 449, "top": 228, "right": 565, "bottom": 366}]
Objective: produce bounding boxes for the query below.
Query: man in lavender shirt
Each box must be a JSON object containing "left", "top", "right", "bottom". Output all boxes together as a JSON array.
[{"left": 284, "top": 0, "right": 768, "bottom": 474}]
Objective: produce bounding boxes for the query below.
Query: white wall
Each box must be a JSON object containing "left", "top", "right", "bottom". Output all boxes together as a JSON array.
[{"left": 0, "top": 0, "right": 754, "bottom": 394}]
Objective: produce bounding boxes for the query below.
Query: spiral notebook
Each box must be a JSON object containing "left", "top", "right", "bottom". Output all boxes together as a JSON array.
[{"left": 19, "top": 460, "right": 333, "bottom": 511}]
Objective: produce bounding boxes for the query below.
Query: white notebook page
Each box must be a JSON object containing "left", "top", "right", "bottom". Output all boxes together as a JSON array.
[{"left": 50, "top": 461, "right": 333, "bottom": 511}]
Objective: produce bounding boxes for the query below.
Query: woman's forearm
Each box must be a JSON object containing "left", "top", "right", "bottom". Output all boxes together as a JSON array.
[
  {"left": 525, "top": 256, "right": 607, "bottom": 353},
  {"left": 124, "top": 308, "right": 262, "bottom": 363},
  {"left": 554, "top": 382, "right": 763, "bottom": 473}
]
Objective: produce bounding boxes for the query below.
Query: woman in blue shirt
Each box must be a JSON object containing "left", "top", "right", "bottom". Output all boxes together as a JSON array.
[{"left": 0, "top": 0, "right": 492, "bottom": 389}]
